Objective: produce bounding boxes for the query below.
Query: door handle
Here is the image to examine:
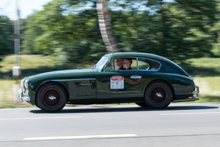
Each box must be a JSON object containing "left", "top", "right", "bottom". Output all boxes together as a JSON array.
[
  {"left": 130, "top": 75, "right": 142, "bottom": 79},
  {"left": 79, "top": 83, "right": 92, "bottom": 86}
]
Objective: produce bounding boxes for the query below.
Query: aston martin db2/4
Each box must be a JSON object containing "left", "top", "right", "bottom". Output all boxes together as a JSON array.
[{"left": 19, "top": 52, "right": 199, "bottom": 112}]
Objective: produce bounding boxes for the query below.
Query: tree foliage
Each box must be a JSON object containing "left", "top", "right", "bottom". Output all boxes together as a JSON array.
[
  {"left": 0, "top": 16, "right": 13, "bottom": 61},
  {"left": 20, "top": 0, "right": 219, "bottom": 64}
]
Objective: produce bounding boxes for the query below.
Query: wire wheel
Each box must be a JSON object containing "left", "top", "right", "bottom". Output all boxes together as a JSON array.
[
  {"left": 37, "top": 83, "right": 67, "bottom": 112},
  {"left": 145, "top": 81, "right": 173, "bottom": 109},
  {"left": 150, "top": 86, "right": 168, "bottom": 104},
  {"left": 42, "top": 88, "right": 62, "bottom": 107}
]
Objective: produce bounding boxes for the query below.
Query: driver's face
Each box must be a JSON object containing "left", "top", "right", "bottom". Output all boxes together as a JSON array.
[
  {"left": 116, "top": 58, "right": 123, "bottom": 67},
  {"left": 123, "top": 59, "right": 131, "bottom": 69}
]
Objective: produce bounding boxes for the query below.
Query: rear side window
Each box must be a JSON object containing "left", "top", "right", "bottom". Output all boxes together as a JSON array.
[{"left": 138, "top": 58, "right": 160, "bottom": 71}]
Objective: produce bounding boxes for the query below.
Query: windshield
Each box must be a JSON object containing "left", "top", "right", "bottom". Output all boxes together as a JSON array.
[{"left": 93, "top": 56, "right": 109, "bottom": 70}]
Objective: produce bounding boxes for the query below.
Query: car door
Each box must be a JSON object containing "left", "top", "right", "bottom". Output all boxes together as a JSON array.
[{"left": 96, "top": 57, "right": 143, "bottom": 102}]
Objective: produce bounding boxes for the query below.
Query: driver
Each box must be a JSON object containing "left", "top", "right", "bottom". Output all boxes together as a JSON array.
[
  {"left": 116, "top": 58, "right": 124, "bottom": 70},
  {"left": 120, "top": 58, "right": 132, "bottom": 70}
]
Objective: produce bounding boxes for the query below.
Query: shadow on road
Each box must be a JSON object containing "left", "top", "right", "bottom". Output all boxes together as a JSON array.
[{"left": 30, "top": 105, "right": 219, "bottom": 114}]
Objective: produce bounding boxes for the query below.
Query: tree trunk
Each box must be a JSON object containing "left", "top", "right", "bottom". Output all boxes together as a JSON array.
[{"left": 96, "top": 0, "right": 118, "bottom": 53}]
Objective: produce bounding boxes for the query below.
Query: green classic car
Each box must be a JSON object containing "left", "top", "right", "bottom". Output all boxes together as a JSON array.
[{"left": 19, "top": 52, "right": 199, "bottom": 112}]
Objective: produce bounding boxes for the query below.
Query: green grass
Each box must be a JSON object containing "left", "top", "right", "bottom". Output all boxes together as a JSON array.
[
  {"left": 186, "top": 58, "right": 220, "bottom": 68},
  {"left": 197, "top": 97, "right": 220, "bottom": 103},
  {"left": 0, "top": 55, "right": 220, "bottom": 108},
  {"left": 0, "top": 55, "right": 77, "bottom": 79},
  {"left": 181, "top": 57, "right": 220, "bottom": 76},
  {"left": 194, "top": 76, "right": 220, "bottom": 102},
  {"left": 0, "top": 80, "right": 35, "bottom": 108}
]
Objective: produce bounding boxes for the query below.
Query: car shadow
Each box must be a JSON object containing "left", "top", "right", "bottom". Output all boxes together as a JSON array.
[{"left": 29, "top": 105, "right": 219, "bottom": 114}]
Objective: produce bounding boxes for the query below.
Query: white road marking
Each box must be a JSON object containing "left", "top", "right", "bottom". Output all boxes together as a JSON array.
[
  {"left": 0, "top": 116, "right": 81, "bottom": 121},
  {"left": 161, "top": 112, "right": 220, "bottom": 116},
  {"left": 24, "top": 134, "right": 138, "bottom": 141}
]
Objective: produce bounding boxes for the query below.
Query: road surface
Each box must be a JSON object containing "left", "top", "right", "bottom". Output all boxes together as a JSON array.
[{"left": 0, "top": 103, "right": 220, "bottom": 147}]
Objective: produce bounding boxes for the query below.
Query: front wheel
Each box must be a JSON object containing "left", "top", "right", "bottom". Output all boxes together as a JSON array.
[
  {"left": 36, "top": 83, "right": 67, "bottom": 112},
  {"left": 145, "top": 81, "right": 173, "bottom": 109}
]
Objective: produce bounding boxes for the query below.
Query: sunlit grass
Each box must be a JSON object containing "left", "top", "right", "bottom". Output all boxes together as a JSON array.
[
  {"left": 186, "top": 58, "right": 220, "bottom": 68},
  {"left": 0, "top": 80, "right": 33, "bottom": 108},
  {"left": 194, "top": 77, "right": 220, "bottom": 97},
  {"left": 0, "top": 55, "right": 56, "bottom": 73}
]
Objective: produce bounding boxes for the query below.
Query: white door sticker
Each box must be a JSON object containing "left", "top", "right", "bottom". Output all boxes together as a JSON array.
[{"left": 110, "top": 76, "right": 124, "bottom": 89}]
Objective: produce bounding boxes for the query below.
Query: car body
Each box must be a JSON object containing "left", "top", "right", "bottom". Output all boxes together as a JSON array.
[{"left": 18, "top": 52, "right": 199, "bottom": 112}]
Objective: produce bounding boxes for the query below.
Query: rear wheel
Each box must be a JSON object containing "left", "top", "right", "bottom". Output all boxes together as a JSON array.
[
  {"left": 145, "top": 81, "right": 173, "bottom": 109},
  {"left": 36, "top": 83, "right": 67, "bottom": 112}
]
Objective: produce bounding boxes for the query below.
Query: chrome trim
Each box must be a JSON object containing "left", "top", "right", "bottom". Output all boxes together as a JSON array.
[
  {"left": 21, "top": 78, "right": 25, "bottom": 89},
  {"left": 136, "top": 57, "right": 139, "bottom": 70},
  {"left": 24, "top": 79, "right": 29, "bottom": 93},
  {"left": 52, "top": 78, "right": 96, "bottom": 82},
  {"left": 173, "top": 98, "right": 199, "bottom": 103},
  {"left": 98, "top": 56, "right": 109, "bottom": 72},
  {"left": 79, "top": 83, "right": 92, "bottom": 86},
  {"left": 18, "top": 89, "right": 30, "bottom": 102},
  {"left": 113, "top": 58, "right": 116, "bottom": 71},
  {"left": 156, "top": 93, "right": 163, "bottom": 98},
  {"left": 192, "top": 91, "right": 199, "bottom": 95},
  {"left": 139, "top": 69, "right": 158, "bottom": 72},
  {"left": 189, "top": 76, "right": 194, "bottom": 81},
  {"left": 195, "top": 85, "right": 199, "bottom": 89},
  {"left": 130, "top": 75, "right": 142, "bottom": 79},
  {"left": 100, "top": 56, "right": 109, "bottom": 71},
  {"left": 49, "top": 96, "right": 56, "bottom": 100},
  {"left": 193, "top": 85, "right": 199, "bottom": 97}
]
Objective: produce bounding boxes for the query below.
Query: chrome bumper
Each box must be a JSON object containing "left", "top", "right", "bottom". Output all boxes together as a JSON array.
[
  {"left": 192, "top": 85, "right": 199, "bottom": 97},
  {"left": 18, "top": 89, "right": 30, "bottom": 102}
]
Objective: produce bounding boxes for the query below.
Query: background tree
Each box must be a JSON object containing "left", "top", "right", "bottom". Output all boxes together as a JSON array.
[
  {"left": 0, "top": 15, "right": 13, "bottom": 62},
  {"left": 20, "top": 0, "right": 219, "bottom": 65}
]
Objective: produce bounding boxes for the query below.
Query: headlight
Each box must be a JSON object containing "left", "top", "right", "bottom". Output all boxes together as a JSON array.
[
  {"left": 25, "top": 80, "right": 29, "bottom": 89},
  {"left": 21, "top": 79, "right": 25, "bottom": 89}
]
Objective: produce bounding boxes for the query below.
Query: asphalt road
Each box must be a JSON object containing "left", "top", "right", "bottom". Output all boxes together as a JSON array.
[{"left": 0, "top": 103, "right": 220, "bottom": 147}]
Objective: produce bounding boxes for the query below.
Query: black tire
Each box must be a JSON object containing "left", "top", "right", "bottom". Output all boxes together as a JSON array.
[
  {"left": 145, "top": 81, "right": 173, "bottom": 109},
  {"left": 36, "top": 83, "right": 67, "bottom": 112},
  {"left": 136, "top": 102, "right": 149, "bottom": 108}
]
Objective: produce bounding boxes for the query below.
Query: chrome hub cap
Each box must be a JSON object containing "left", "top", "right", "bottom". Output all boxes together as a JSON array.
[
  {"left": 42, "top": 88, "right": 62, "bottom": 107},
  {"left": 150, "top": 86, "right": 168, "bottom": 104},
  {"left": 156, "top": 93, "right": 163, "bottom": 98},
  {"left": 49, "top": 95, "right": 56, "bottom": 100}
]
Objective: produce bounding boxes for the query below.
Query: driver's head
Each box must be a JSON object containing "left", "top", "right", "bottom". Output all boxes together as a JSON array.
[
  {"left": 116, "top": 58, "right": 123, "bottom": 67},
  {"left": 123, "top": 58, "right": 132, "bottom": 69}
]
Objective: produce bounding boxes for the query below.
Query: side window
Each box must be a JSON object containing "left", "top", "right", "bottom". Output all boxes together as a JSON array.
[
  {"left": 105, "top": 58, "right": 114, "bottom": 71},
  {"left": 138, "top": 60, "right": 150, "bottom": 70},
  {"left": 129, "top": 58, "right": 138, "bottom": 70},
  {"left": 138, "top": 58, "right": 160, "bottom": 71},
  {"left": 105, "top": 58, "right": 138, "bottom": 71},
  {"left": 119, "top": 58, "right": 137, "bottom": 70}
]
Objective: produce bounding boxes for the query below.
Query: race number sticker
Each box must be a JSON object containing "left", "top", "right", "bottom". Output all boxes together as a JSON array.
[{"left": 110, "top": 76, "right": 124, "bottom": 89}]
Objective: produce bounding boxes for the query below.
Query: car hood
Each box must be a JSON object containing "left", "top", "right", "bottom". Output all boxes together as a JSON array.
[{"left": 26, "top": 68, "right": 97, "bottom": 84}]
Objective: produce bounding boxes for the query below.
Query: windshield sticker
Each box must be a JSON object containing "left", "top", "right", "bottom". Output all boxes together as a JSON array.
[{"left": 110, "top": 76, "right": 124, "bottom": 89}]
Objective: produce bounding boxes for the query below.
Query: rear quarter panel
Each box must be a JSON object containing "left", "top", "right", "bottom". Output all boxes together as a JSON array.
[{"left": 140, "top": 71, "right": 194, "bottom": 100}]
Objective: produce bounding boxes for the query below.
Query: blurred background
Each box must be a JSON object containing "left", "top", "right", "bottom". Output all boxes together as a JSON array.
[{"left": 0, "top": 0, "right": 220, "bottom": 107}]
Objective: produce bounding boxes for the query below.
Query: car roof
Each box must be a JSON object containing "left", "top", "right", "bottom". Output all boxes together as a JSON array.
[
  {"left": 105, "top": 52, "right": 167, "bottom": 62},
  {"left": 104, "top": 52, "right": 189, "bottom": 76}
]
